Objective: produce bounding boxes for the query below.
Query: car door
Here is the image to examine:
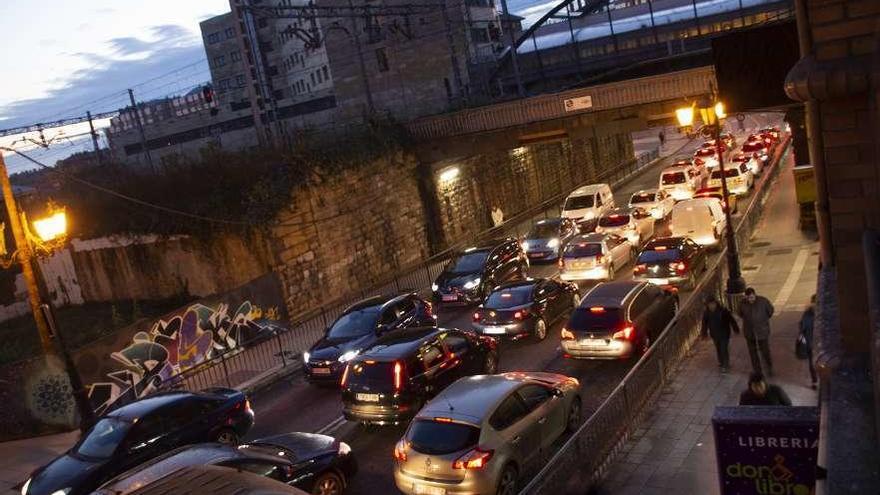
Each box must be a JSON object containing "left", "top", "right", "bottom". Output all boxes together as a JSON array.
[
  {"left": 119, "top": 413, "right": 171, "bottom": 473},
  {"left": 439, "top": 330, "right": 479, "bottom": 375},
  {"left": 393, "top": 298, "right": 419, "bottom": 329},
  {"left": 484, "top": 248, "right": 504, "bottom": 287},
  {"left": 490, "top": 393, "right": 542, "bottom": 476},
  {"left": 607, "top": 235, "right": 628, "bottom": 267},
  {"left": 162, "top": 398, "right": 212, "bottom": 446},
  {"left": 627, "top": 288, "right": 658, "bottom": 343},
  {"left": 517, "top": 384, "right": 566, "bottom": 452},
  {"left": 420, "top": 340, "right": 457, "bottom": 395},
  {"left": 540, "top": 280, "right": 566, "bottom": 321}
]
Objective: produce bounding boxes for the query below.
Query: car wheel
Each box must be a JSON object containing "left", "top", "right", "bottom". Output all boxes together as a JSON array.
[
  {"left": 215, "top": 428, "right": 240, "bottom": 445},
  {"left": 566, "top": 397, "right": 582, "bottom": 433},
  {"left": 534, "top": 318, "right": 548, "bottom": 341},
  {"left": 484, "top": 352, "right": 499, "bottom": 374},
  {"left": 497, "top": 464, "right": 519, "bottom": 495},
  {"left": 311, "top": 471, "right": 345, "bottom": 495}
]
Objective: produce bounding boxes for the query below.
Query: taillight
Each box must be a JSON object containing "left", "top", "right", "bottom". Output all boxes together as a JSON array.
[
  {"left": 472, "top": 311, "right": 482, "bottom": 322},
  {"left": 561, "top": 327, "right": 575, "bottom": 340},
  {"left": 340, "top": 364, "right": 350, "bottom": 388},
  {"left": 558, "top": 258, "right": 565, "bottom": 268},
  {"left": 393, "top": 361, "right": 404, "bottom": 392},
  {"left": 393, "top": 440, "right": 408, "bottom": 462},
  {"left": 425, "top": 302, "right": 433, "bottom": 317},
  {"left": 669, "top": 262, "right": 687, "bottom": 273},
  {"left": 452, "top": 447, "right": 494, "bottom": 470},
  {"left": 612, "top": 326, "right": 635, "bottom": 341},
  {"left": 694, "top": 157, "right": 704, "bottom": 165},
  {"left": 634, "top": 264, "right": 647, "bottom": 274},
  {"left": 244, "top": 399, "right": 252, "bottom": 413},
  {"left": 513, "top": 309, "right": 529, "bottom": 320},
  {"left": 596, "top": 255, "right": 605, "bottom": 263}
]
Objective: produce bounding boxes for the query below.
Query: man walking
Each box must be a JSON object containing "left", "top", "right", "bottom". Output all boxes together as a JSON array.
[
  {"left": 739, "top": 372, "right": 792, "bottom": 406},
  {"left": 799, "top": 294, "right": 818, "bottom": 389},
  {"left": 701, "top": 296, "right": 739, "bottom": 372},
  {"left": 738, "top": 287, "right": 776, "bottom": 376}
]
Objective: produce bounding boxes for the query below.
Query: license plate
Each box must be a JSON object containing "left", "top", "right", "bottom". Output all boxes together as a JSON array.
[
  {"left": 442, "top": 294, "right": 457, "bottom": 302},
  {"left": 311, "top": 367, "right": 331, "bottom": 375},
  {"left": 483, "top": 326, "right": 506, "bottom": 335},
  {"left": 356, "top": 393, "right": 380, "bottom": 402},
  {"left": 580, "top": 338, "right": 607, "bottom": 347},
  {"left": 528, "top": 253, "right": 543, "bottom": 258},
  {"left": 413, "top": 484, "right": 445, "bottom": 495},
  {"left": 648, "top": 278, "right": 669, "bottom": 285}
]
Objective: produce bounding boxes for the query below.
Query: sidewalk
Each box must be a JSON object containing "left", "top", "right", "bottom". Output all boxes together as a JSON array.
[
  {"left": 0, "top": 430, "right": 78, "bottom": 493},
  {"left": 597, "top": 152, "right": 820, "bottom": 494}
]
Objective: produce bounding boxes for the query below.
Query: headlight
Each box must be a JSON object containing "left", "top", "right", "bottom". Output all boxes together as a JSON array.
[
  {"left": 50, "top": 489, "right": 71, "bottom": 495},
  {"left": 338, "top": 350, "right": 359, "bottom": 363},
  {"left": 521, "top": 241, "right": 529, "bottom": 252},
  {"left": 583, "top": 211, "right": 596, "bottom": 220},
  {"left": 463, "top": 278, "right": 481, "bottom": 290},
  {"left": 338, "top": 441, "right": 352, "bottom": 455},
  {"left": 431, "top": 283, "right": 439, "bottom": 292},
  {"left": 546, "top": 238, "right": 560, "bottom": 249},
  {"left": 20, "top": 479, "right": 30, "bottom": 495},
  {"left": 302, "top": 351, "right": 310, "bottom": 363}
]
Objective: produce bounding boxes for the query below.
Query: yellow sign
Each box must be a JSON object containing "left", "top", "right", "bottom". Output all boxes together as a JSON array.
[{"left": 793, "top": 165, "right": 815, "bottom": 204}]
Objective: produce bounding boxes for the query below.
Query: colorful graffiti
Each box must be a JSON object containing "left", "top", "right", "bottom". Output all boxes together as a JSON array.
[{"left": 87, "top": 301, "right": 281, "bottom": 415}]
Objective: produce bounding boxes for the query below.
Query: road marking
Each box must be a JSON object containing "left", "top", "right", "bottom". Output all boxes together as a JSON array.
[
  {"left": 773, "top": 248, "right": 809, "bottom": 308},
  {"left": 315, "top": 415, "right": 346, "bottom": 435}
]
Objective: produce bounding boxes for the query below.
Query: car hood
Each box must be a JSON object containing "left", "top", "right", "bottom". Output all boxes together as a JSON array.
[
  {"left": 523, "top": 237, "right": 552, "bottom": 247},
  {"left": 252, "top": 432, "right": 337, "bottom": 459},
  {"left": 27, "top": 452, "right": 105, "bottom": 495},
  {"left": 309, "top": 333, "right": 376, "bottom": 361},
  {"left": 435, "top": 271, "right": 481, "bottom": 289}
]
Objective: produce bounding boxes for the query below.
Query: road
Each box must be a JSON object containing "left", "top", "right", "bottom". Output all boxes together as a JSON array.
[{"left": 246, "top": 113, "right": 784, "bottom": 495}]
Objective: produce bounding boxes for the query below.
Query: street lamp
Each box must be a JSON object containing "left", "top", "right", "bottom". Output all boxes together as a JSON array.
[{"left": 676, "top": 96, "right": 747, "bottom": 299}]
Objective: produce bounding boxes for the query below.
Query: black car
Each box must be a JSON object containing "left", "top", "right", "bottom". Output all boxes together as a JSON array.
[
  {"left": 561, "top": 281, "right": 678, "bottom": 360},
  {"left": 472, "top": 278, "right": 580, "bottom": 341},
  {"left": 303, "top": 293, "right": 436, "bottom": 385},
  {"left": 633, "top": 237, "right": 708, "bottom": 290},
  {"left": 432, "top": 238, "right": 529, "bottom": 305},
  {"left": 521, "top": 218, "right": 579, "bottom": 262},
  {"left": 93, "top": 433, "right": 356, "bottom": 495},
  {"left": 341, "top": 327, "right": 499, "bottom": 425},
  {"left": 22, "top": 388, "right": 254, "bottom": 495}
]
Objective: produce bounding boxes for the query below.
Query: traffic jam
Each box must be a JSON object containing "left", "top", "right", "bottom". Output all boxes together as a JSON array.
[{"left": 21, "top": 118, "right": 785, "bottom": 495}]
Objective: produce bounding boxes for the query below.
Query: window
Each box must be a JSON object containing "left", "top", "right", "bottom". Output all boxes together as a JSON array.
[
  {"left": 207, "top": 32, "right": 220, "bottom": 44},
  {"left": 375, "top": 47, "right": 389, "bottom": 72},
  {"left": 224, "top": 27, "right": 235, "bottom": 39},
  {"left": 490, "top": 394, "right": 528, "bottom": 430},
  {"left": 629, "top": 290, "right": 654, "bottom": 318},
  {"left": 406, "top": 419, "right": 480, "bottom": 455},
  {"left": 322, "top": 65, "right": 329, "bottom": 80},
  {"left": 224, "top": 461, "right": 285, "bottom": 481},
  {"left": 471, "top": 28, "right": 490, "bottom": 43},
  {"left": 213, "top": 55, "right": 226, "bottom": 67},
  {"left": 219, "top": 79, "right": 230, "bottom": 90},
  {"left": 236, "top": 74, "right": 246, "bottom": 87},
  {"left": 517, "top": 385, "right": 553, "bottom": 411},
  {"left": 74, "top": 418, "right": 131, "bottom": 458},
  {"left": 164, "top": 399, "right": 202, "bottom": 426},
  {"left": 441, "top": 332, "right": 470, "bottom": 355},
  {"left": 230, "top": 51, "right": 242, "bottom": 62},
  {"left": 420, "top": 344, "right": 445, "bottom": 370},
  {"left": 310, "top": 72, "right": 316, "bottom": 85}
]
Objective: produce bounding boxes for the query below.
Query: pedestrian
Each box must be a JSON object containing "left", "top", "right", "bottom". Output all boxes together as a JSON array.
[
  {"left": 799, "top": 294, "right": 818, "bottom": 389},
  {"left": 739, "top": 372, "right": 792, "bottom": 406},
  {"left": 701, "top": 296, "right": 739, "bottom": 373},
  {"left": 491, "top": 204, "right": 504, "bottom": 227},
  {"left": 658, "top": 129, "right": 666, "bottom": 148},
  {"left": 737, "top": 287, "right": 776, "bottom": 376}
]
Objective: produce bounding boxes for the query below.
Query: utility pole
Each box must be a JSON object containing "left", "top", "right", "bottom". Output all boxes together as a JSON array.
[
  {"left": 0, "top": 153, "right": 52, "bottom": 353},
  {"left": 86, "top": 111, "right": 102, "bottom": 165},
  {"left": 127, "top": 89, "right": 154, "bottom": 172},
  {"left": 499, "top": 0, "right": 524, "bottom": 97},
  {"left": 347, "top": 0, "right": 374, "bottom": 115},
  {"left": 441, "top": 0, "right": 466, "bottom": 107}
]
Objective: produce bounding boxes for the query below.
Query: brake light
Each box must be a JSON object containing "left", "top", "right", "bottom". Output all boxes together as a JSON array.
[
  {"left": 596, "top": 255, "right": 605, "bottom": 263},
  {"left": 612, "top": 326, "right": 635, "bottom": 341},
  {"left": 453, "top": 447, "right": 494, "bottom": 470},
  {"left": 694, "top": 157, "right": 704, "bottom": 165},
  {"left": 634, "top": 264, "right": 647, "bottom": 274},
  {"left": 558, "top": 258, "right": 565, "bottom": 268},
  {"left": 340, "top": 364, "right": 350, "bottom": 388},
  {"left": 434, "top": 417, "right": 454, "bottom": 423},
  {"left": 670, "top": 262, "right": 687, "bottom": 273},
  {"left": 472, "top": 311, "right": 482, "bottom": 322},
  {"left": 425, "top": 302, "right": 433, "bottom": 317},
  {"left": 244, "top": 399, "right": 252, "bottom": 414},
  {"left": 561, "top": 327, "right": 575, "bottom": 340},
  {"left": 393, "top": 361, "right": 404, "bottom": 392},
  {"left": 513, "top": 309, "right": 529, "bottom": 320},
  {"left": 589, "top": 307, "right": 605, "bottom": 313},
  {"left": 393, "top": 440, "right": 408, "bottom": 462}
]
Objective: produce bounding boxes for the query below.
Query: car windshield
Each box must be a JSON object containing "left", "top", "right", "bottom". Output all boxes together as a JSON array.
[
  {"left": 407, "top": 419, "right": 480, "bottom": 455},
  {"left": 527, "top": 222, "right": 559, "bottom": 238},
  {"left": 638, "top": 249, "right": 683, "bottom": 263},
  {"left": 327, "top": 309, "right": 380, "bottom": 339},
  {"left": 661, "top": 172, "right": 686, "bottom": 185},
  {"left": 486, "top": 285, "right": 533, "bottom": 308},
  {"left": 75, "top": 418, "right": 131, "bottom": 458},
  {"left": 563, "top": 243, "right": 602, "bottom": 258},
  {"left": 711, "top": 169, "right": 740, "bottom": 179},
  {"left": 447, "top": 251, "right": 489, "bottom": 274},
  {"left": 568, "top": 307, "right": 624, "bottom": 331},
  {"left": 599, "top": 214, "right": 630, "bottom": 227},
  {"left": 564, "top": 195, "right": 594, "bottom": 210},
  {"left": 630, "top": 192, "right": 655, "bottom": 204}
]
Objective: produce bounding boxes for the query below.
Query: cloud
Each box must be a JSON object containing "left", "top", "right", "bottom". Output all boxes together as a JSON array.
[{"left": 109, "top": 37, "right": 154, "bottom": 56}]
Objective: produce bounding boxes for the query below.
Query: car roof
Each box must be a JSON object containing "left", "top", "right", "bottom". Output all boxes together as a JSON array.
[
  {"left": 534, "top": 218, "right": 562, "bottom": 226},
  {"left": 343, "top": 294, "right": 402, "bottom": 313},
  {"left": 464, "top": 237, "right": 514, "bottom": 252},
  {"left": 581, "top": 280, "right": 645, "bottom": 308},
  {"left": 602, "top": 207, "right": 637, "bottom": 217},
  {"left": 569, "top": 183, "right": 608, "bottom": 196},
  {"left": 644, "top": 237, "right": 689, "bottom": 249},
  {"left": 123, "top": 464, "right": 307, "bottom": 495},
  {"left": 360, "top": 326, "right": 444, "bottom": 359},
  {"left": 569, "top": 233, "right": 606, "bottom": 244},
  {"left": 674, "top": 197, "right": 720, "bottom": 208},
  {"left": 107, "top": 391, "right": 202, "bottom": 420},
  {"left": 631, "top": 189, "right": 658, "bottom": 196},
  {"left": 492, "top": 279, "right": 541, "bottom": 292},
  {"left": 662, "top": 165, "right": 691, "bottom": 173}
]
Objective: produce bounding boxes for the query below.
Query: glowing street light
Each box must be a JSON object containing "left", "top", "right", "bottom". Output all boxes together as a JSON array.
[
  {"left": 675, "top": 106, "right": 695, "bottom": 128},
  {"left": 33, "top": 210, "right": 67, "bottom": 243},
  {"left": 439, "top": 167, "right": 460, "bottom": 183}
]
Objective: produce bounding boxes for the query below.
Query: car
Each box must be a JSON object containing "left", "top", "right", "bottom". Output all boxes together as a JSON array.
[
  {"left": 628, "top": 189, "right": 675, "bottom": 220},
  {"left": 694, "top": 186, "right": 738, "bottom": 213},
  {"left": 693, "top": 146, "right": 720, "bottom": 169},
  {"left": 669, "top": 197, "right": 727, "bottom": 248},
  {"left": 520, "top": 218, "right": 579, "bottom": 262},
  {"left": 633, "top": 236, "right": 708, "bottom": 289},
  {"left": 658, "top": 164, "right": 704, "bottom": 201},
  {"left": 561, "top": 183, "right": 615, "bottom": 232},
  {"left": 433, "top": 239, "right": 528, "bottom": 305},
  {"left": 719, "top": 132, "right": 737, "bottom": 149},
  {"left": 732, "top": 151, "right": 763, "bottom": 176},
  {"left": 707, "top": 161, "right": 753, "bottom": 196},
  {"left": 560, "top": 280, "right": 678, "bottom": 359},
  {"left": 303, "top": 293, "right": 436, "bottom": 385},
  {"left": 742, "top": 137, "right": 770, "bottom": 162},
  {"left": 21, "top": 389, "right": 254, "bottom": 495},
  {"left": 94, "top": 464, "right": 310, "bottom": 495},
  {"left": 93, "top": 432, "right": 357, "bottom": 495},
  {"left": 702, "top": 139, "right": 730, "bottom": 153},
  {"left": 558, "top": 233, "right": 634, "bottom": 281},
  {"left": 340, "top": 327, "right": 499, "bottom": 425},
  {"left": 760, "top": 126, "right": 780, "bottom": 141},
  {"left": 594, "top": 207, "right": 655, "bottom": 247},
  {"left": 472, "top": 278, "right": 580, "bottom": 341},
  {"left": 392, "top": 372, "right": 581, "bottom": 495}
]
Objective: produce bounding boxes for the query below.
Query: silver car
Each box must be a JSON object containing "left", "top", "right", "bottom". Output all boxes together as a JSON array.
[
  {"left": 393, "top": 372, "right": 581, "bottom": 495},
  {"left": 559, "top": 233, "right": 634, "bottom": 281},
  {"left": 594, "top": 207, "right": 655, "bottom": 247}
]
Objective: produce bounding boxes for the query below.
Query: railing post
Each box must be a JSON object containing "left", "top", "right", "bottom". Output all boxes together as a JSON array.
[
  {"left": 320, "top": 307, "right": 328, "bottom": 329},
  {"left": 219, "top": 352, "right": 232, "bottom": 387},
  {"left": 275, "top": 331, "right": 287, "bottom": 368}
]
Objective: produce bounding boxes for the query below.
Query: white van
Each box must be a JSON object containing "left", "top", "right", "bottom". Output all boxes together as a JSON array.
[
  {"left": 707, "top": 162, "right": 754, "bottom": 196},
  {"left": 659, "top": 165, "right": 703, "bottom": 201},
  {"left": 562, "top": 183, "right": 614, "bottom": 227},
  {"left": 670, "top": 197, "right": 727, "bottom": 248}
]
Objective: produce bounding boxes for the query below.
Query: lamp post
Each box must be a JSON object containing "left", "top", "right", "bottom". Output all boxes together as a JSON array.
[{"left": 676, "top": 98, "right": 747, "bottom": 300}]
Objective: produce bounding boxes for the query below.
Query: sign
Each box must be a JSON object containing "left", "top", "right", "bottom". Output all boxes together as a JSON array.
[
  {"left": 793, "top": 165, "right": 816, "bottom": 204},
  {"left": 563, "top": 95, "right": 592, "bottom": 112},
  {"left": 713, "top": 406, "right": 819, "bottom": 495}
]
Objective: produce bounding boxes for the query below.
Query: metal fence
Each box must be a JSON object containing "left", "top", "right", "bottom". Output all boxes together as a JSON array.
[
  {"left": 161, "top": 146, "right": 664, "bottom": 394},
  {"left": 520, "top": 135, "right": 792, "bottom": 494}
]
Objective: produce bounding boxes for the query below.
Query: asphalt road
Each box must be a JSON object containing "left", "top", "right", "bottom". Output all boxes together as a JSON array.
[{"left": 246, "top": 113, "right": 784, "bottom": 495}]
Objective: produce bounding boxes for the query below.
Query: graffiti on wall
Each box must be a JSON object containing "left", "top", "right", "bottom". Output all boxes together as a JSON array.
[{"left": 87, "top": 301, "right": 281, "bottom": 415}]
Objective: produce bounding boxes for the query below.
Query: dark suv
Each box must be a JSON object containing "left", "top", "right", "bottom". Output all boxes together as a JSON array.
[
  {"left": 303, "top": 293, "right": 436, "bottom": 385},
  {"left": 23, "top": 388, "right": 254, "bottom": 495},
  {"left": 561, "top": 281, "right": 678, "bottom": 359},
  {"left": 432, "top": 238, "right": 529, "bottom": 305},
  {"left": 341, "top": 327, "right": 499, "bottom": 425},
  {"left": 633, "top": 237, "right": 708, "bottom": 290}
]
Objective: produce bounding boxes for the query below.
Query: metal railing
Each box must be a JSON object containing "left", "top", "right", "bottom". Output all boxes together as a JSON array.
[{"left": 520, "top": 135, "right": 792, "bottom": 494}]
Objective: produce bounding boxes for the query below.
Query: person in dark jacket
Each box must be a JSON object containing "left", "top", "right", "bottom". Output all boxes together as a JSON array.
[
  {"left": 800, "top": 294, "right": 818, "bottom": 389},
  {"left": 739, "top": 372, "right": 792, "bottom": 406},
  {"left": 737, "top": 287, "right": 776, "bottom": 376},
  {"left": 701, "top": 296, "right": 739, "bottom": 372}
]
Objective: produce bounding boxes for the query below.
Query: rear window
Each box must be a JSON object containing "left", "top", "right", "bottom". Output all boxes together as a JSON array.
[
  {"left": 563, "top": 243, "right": 602, "bottom": 258},
  {"left": 630, "top": 192, "right": 655, "bottom": 204},
  {"left": 486, "top": 286, "right": 533, "bottom": 308},
  {"left": 448, "top": 251, "right": 489, "bottom": 274},
  {"left": 599, "top": 214, "right": 630, "bottom": 227},
  {"left": 348, "top": 361, "right": 395, "bottom": 391},
  {"left": 711, "top": 169, "right": 739, "bottom": 179},
  {"left": 568, "top": 307, "right": 624, "bottom": 331},
  {"left": 407, "top": 419, "right": 480, "bottom": 455},
  {"left": 564, "top": 195, "right": 594, "bottom": 210},
  {"left": 638, "top": 249, "right": 682, "bottom": 264},
  {"left": 661, "top": 172, "right": 686, "bottom": 185},
  {"left": 742, "top": 142, "right": 765, "bottom": 152},
  {"left": 527, "top": 222, "right": 558, "bottom": 238},
  {"left": 694, "top": 148, "right": 715, "bottom": 157}
]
